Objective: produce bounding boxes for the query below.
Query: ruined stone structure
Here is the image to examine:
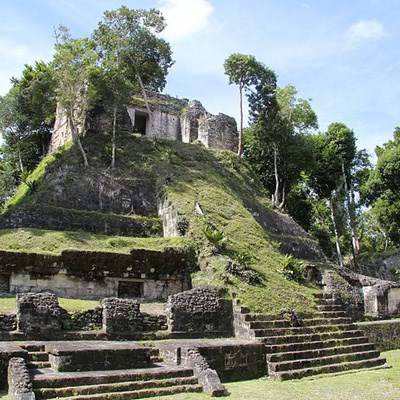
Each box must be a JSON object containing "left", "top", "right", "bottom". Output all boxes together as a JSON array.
[
  {"left": 0, "top": 248, "right": 192, "bottom": 301},
  {"left": 49, "top": 93, "right": 238, "bottom": 153},
  {"left": 166, "top": 286, "right": 234, "bottom": 337}
]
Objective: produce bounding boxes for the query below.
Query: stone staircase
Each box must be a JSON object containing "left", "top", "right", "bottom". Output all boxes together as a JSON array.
[
  {"left": 23, "top": 343, "right": 202, "bottom": 399},
  {"left": 21, "top": 343, "right": 51, "bottom": 369},
  {"left": 30, "top": 366, "right": 202, "bottom": 399},
  {"left": 244, "top": 293, "right": 387, "bottom": 380}
]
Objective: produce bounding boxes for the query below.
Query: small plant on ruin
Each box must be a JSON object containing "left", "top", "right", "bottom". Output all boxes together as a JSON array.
[
  {"left": 202, "top": 221, "right": 226, "bottom": 250},
  {"left": 280, "top": 307, "right": 302, "bottom": 327},
  {"left": 225, "top": 260, "right": 262, "bottom": 286},
  {"left": 233, "top": 250, "right": 252, "bottom": 267},
  {"left": 281, "top": 255, "right": 306, "bottom": 283}
]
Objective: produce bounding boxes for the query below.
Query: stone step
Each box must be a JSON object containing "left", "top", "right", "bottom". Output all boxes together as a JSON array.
[
  {"left": 268, "top": 350, "right": 381, "bottom": 373},
  {"left": 313, "top": 292, "right": 334, "bottom": 300},
  {"left": 318, "top": 310, "right": 349, "bottom": 318},
  {"left": 317, "top": 304, "right": 344, "bottom": 312},
  {"left": 270, "top": 357, "right": 387, "bottom": 381},
  {"left": 28, "top": 361, "right": 52, "bottom": 369},
  {"left": 267, "top": 343, "right": 376, "bottom": 363},
  {"left": 249, "top": 317, "right": 352, "bottom": 330},
  {"left": 32, "top": 366, "right": 196, "bottom": 389},
  {"left": 317, "top": 298, "right": 343, "bottom": 306},
  {"left": 302, "top": 317, "right": 352, "bottom": 326},
  {"left": 244, "top": 314, "right": 283, "bottom": 322},
  {"left": 258, "top": 329, "right": 366, "bottom": 345},
  {"left": 28, "top": 352, "right": 49, "bottom": 362},
  {"left": 47, "top": 384, "right": 203, "bottom": 400},
  {"left": 35, "top": 376, "right": 200, "bottom": 399},
  {"left": 20, "top": 344, "right": 46, "bottom": 352},
  {"left": 264, "top": 336, "right": 370, "bottom": 354},
  {"left": 254, "top": 323, "right": 356, "bottom": 338}
]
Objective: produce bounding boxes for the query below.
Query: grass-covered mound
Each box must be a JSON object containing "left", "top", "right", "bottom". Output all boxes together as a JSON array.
[{"left": 0, "top": 131, "right": 322, "bottom": 314}]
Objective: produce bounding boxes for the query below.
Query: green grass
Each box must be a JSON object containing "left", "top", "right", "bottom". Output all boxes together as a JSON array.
[
  {"left": 0, "top": 296, "right": 99, "bottom": 314},
  {"left": 0, "top": 228, "right": 189, "bottom": 255},
  {"left": 1, "top": 350, "right": 399, "bottom": 399}
]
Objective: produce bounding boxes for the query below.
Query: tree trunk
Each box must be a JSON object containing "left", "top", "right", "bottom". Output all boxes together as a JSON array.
[
  {"left": 279, "top": 183, "right": 286, "bottom": 209},
  {"left": 341, "top": 159, "right": 359, "bottom": 268},
  {"left": 237, "top": 84, "right": 243, "bottom": 158},
  {"left": 68, "top": 111, "right": 89, "bottom": 167},
  {"left": 131, "top": 60, "right": 153, "bottom": 133},
  {"left": 329, "top": 196, "right": 344, "bottom": 267},
  {"left": 17, "top": 144, "right": 24, "bottom": 173},
  {"left": 111, "top": 107, "right": 117, "bottom": 168},
  {"left": 273, "top": 143, "right": 280, "bottom": 207}
]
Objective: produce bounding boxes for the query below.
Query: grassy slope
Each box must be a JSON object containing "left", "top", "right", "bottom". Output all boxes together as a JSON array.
[{"left": 0, "top": 132, "right": 319, "bottom": 314}]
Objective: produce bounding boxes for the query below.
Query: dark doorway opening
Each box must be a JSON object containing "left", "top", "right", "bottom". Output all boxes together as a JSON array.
[
  {"left": 118, "top": 280, "right": 143, "bottom": 299},
  {"left": 133, "top": 113, "right": 147, "bottom": 135}
]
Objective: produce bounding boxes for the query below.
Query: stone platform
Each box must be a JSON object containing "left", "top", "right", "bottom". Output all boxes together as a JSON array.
[{"left": 45, "top": 341, "right": 153, "bottom": 372}]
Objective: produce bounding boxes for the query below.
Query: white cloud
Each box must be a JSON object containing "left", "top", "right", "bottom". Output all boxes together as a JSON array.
[
  {"left": 159, "top": 0, "right": 214, "bottom": 41},
  {"left": 347, "top": 20, "right": 385, "bottom": 42}
]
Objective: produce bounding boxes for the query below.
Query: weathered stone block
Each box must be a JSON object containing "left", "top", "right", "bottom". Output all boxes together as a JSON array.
[
  {"left": 166, "top": 286, "right": 233, "bottom": 336},
  {"left": 102, "top": 298, "right": 143, "bottom": 334},
  {"left": 16, "top": 292, "right": 62, "bottom": 335},
  {"left": 46, "top": 341, "right": 152, "bottom": 372}
]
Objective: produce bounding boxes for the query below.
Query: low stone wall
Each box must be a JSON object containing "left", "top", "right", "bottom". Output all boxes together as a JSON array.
[
  {"left": 7, "top": 357, "right": 34, "bottom": 400},
  {"left": 61, "top": 307, "right": 103, "bottom": 331},
  {"left": 0, "top": 312, "right": 16, "bottom": 331},
  {"left": 184, "top": 348, "right": 225, "bottom": 396},
  {"left": 357, "top": 319, "right": 400, "bottom": 351},
  {"left": 7, "top": 293, "right": 166, "bottom": 339},
  {"left": 166, "top": 286, "right": 233, "bottom": 337},
  {"left": 158, "top": 339, "right": 265, "bottom": 383}
]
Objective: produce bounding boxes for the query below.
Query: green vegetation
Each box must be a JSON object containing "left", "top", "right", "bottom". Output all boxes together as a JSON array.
[
  {"left": 1, "top": 349, "right": 399, "bottom": 399},
  {"left": 0, "top": 228, "right": 188, "bottom": 255},
  {"left": 4, "top": 142, "right": 72, "bottom": 210}
]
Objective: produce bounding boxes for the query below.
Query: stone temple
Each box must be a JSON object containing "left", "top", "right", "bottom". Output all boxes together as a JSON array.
[{"left": 48, "top": 92, "right": 239, "bottom": 154}]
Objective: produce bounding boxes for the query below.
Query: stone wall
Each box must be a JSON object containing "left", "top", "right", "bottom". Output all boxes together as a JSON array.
[
  {"left": 158, "top": 339, "right": 265, "bottom": 383},
  {"left": 166, "top": 286, "right": 233, "bottom": 336},
  {"left": 321, "top": 266, "right": 400, "bottom": 320},
  {"left": 0, "top": 312, "right": 16, "bottom": 331},
  {"left": 7, "top": 293, "right": 166, "bottom": 338},
  {"left": 102, "top": 298, "right": 143, "bottom": 334},
  {"left": 61, "top": 307, "right": 102, "bottom": 331},
  {"left": 357, "top": 320, "right": 400, "bottom": 352},
  {"left": 0, "top": 247, "right": 193, "bottom": 301},
  {"left": 16, "top": 292, "right": 62, "bottom": 335}
]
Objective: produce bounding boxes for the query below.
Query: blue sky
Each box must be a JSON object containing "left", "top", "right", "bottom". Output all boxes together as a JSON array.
[{"left": 1, "top": 0, "right": 400, "bottom": 159}]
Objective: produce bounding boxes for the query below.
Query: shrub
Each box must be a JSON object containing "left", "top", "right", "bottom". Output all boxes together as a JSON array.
[
  {"left": 202, "top": 221, "right": 226, "bottom": 249},
  {"left": 281, "top": 255, "right": 306, "bottom": 282}
]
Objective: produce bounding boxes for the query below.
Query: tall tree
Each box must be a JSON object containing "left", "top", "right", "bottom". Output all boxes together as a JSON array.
[
  {"left": 0, "top": 62, "right": 56, "bottom": 176},
  {"left": 247, "top": 84, "right": 317, "bottom": 208},
  {"left": 53, "top": 26, "right": 99, "bottom": 167},
  {"left": 93, "top": 6, "right": 173, "bottom": 166},
  {"left": 363, "top": 127, "right": 400, "bottom": 245},
  {"left": 224, "top": 53, "right": 273, "bottom": 158}
]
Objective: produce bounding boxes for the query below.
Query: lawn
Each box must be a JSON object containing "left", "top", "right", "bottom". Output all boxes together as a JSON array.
[{"left": 1, "top": 350, "right": 399, "bottom": 399}]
